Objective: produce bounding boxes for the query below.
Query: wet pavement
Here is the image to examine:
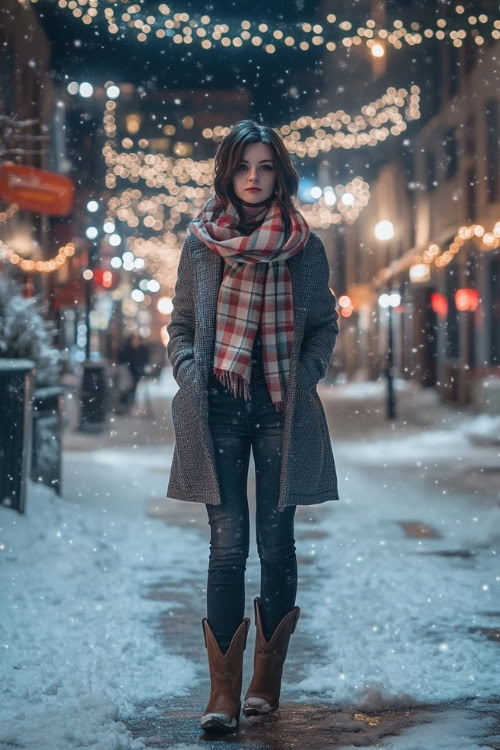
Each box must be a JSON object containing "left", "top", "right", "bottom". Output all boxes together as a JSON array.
[
  {"left": 124, "top": 496, "right": 448, "bottom": 750},
  {"left": 62, "top": 371, "right": 500, "bottom": 749},
  {"left": 124, "top": 482, "right": 500, "bottom": 749}
]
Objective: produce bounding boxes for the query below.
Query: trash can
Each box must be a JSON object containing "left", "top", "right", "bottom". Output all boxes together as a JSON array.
[
  {"left": 31, "top": 386, "right": 64, "bottom": 494},
  {"left": 0, "top": 359, "right": 35, "bottom": 513},
  {"left": 79, "top": 359, "right": 108, "bottom": 432}
]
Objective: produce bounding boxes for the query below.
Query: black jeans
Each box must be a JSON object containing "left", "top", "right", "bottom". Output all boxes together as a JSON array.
[{"left": 206, "top": 368, "right": 297, "bottom": 653}]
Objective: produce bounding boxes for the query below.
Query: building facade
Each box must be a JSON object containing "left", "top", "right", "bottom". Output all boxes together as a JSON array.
[{"left": 338, "top": 36, "right": 500, "bottom": 414}]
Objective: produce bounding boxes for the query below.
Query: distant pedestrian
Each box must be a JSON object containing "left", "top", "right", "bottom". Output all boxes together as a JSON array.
[
  {"left": 117, "top": 333, "right": 150, "bottom": 412},
  {"left": 166, "top": 120, "right": 340, "bottom": 733}
]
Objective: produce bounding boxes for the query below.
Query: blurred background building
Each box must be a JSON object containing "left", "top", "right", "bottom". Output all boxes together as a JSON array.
[{"left": 0, "top": 0, "right": 498, "bottom": 417}]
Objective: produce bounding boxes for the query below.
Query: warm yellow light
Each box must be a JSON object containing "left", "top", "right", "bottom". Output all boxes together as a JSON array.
[
  {"left": 126, "top": 113, "right": 141, "bottom": 134},
  {"left": 160, "top": 325, "right": 169, "bottom": 347},
  {"left": 371, "top": 42, "right": 385, "bottom": 57},
  {"left": 157, "top": 296, "right": 173, "bottom": 315},
  {"left": 409, "top": 263, "right": 431, "bottom": 282},
  {"left": 374, "top": 220, "right": 394, "bottom": 240}
]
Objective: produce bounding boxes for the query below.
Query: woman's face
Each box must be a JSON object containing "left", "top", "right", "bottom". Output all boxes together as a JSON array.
[{"left": 232, "top": 142, "right": 276, "bottom": 204}]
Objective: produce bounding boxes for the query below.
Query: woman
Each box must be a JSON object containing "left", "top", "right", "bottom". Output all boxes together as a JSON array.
[{"left": 166, "top": 120, "right": 340, "bottom": 733}]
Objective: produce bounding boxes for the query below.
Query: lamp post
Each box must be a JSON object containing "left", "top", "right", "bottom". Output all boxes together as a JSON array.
[
  {"left": 374, "top": 221, "right": 398, "bottom": 420},
  {"left": 378, "top": 291, "right": 401, "bottom": 419},
  {"left": 79, "top": 201, "right": 107, "bottom": 432}
]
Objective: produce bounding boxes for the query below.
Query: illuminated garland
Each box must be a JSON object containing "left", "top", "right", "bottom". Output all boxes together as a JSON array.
[
  {"left": 434, "top": 222, "right": 500, "bottom": 266},
  {"left": 100, "top": 92, "right": 377, "bottom": 289},
  {"left": 129, "top": 232, "right": 183, "bottom": 287},
  {"left": 101, "top": 93, "right": 372, "bottom": 289},
  {"left": 375, "top": 221, "right": 500, "bottom": 286},
  {"left": 29, "top": 1, "right": 499, "bottom": 54},
  {"left": 106, "top": 180, "right": 370, "bottom": 290},
  {"left": 204, "top": 86, "right": 420, "bottom": 156},
  {"left": 106, "top": 177, "right": 369, "bottom": 228},
  {"left": 0, "top": 204, "right": 19, "bottom": 224},
  {"left": 0, "top": 238, "right": 76, "bottom": 272}
]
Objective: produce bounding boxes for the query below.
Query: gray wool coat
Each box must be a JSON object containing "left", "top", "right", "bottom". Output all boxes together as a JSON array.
[{"left": 166, "top": 230, "right": 340, "bottom": 512}]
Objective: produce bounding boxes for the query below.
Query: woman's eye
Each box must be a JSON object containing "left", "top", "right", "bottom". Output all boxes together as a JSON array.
[{"left": 236, "top": 164, "right": 273, "bottom": 171}]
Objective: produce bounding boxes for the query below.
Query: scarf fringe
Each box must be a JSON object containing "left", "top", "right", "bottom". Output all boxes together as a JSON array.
[
  {"left": 215, "top": 368, "right": 250, "bottom": 401},
  {"left": 214, "top": 368, "right": 286, "bottom": 414}
]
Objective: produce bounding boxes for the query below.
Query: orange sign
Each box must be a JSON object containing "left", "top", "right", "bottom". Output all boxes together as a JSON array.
[{"left": 0, "top": 164, "right": 74, "bottom": 216}]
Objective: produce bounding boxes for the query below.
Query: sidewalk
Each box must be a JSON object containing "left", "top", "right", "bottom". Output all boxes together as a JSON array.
[{"left": 1, "top": 371, "right": 499, "bottom": 749}]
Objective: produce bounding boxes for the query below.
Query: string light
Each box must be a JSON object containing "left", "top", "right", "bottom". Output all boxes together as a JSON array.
[
  {"left": 203, "top": 86, "right": 420, "bottom": 156},
  {"left": 0, "top": 204, "right": 19, "bottom": 224},
  {"left": 101, "top": 98, "right": 372, "bottom": 255},
  {"left": 30, "top": 2, "right": 499, "bottom": 54},
  {"left": 374, "top": 221, "right": 500, "bottom": 286},
  {"left": 0, "top": 238, "right": 76, "bottom": 273},
  {"left": 101, "top": 96, "right": 377, "bottom": 290}
]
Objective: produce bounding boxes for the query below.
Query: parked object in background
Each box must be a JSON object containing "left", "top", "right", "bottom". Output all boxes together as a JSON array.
[
  {"left": 117, "top": 334, "right": 151, "bottom": 414},
  {"left": 0, "top": 277, "right": 63, "bottom": 509},
  {"left": 31, "top": 386, "right": 64, "bottom": 494},
  {"left": 78, "top": 360, "right": 108, "bottom": 432},
  {"left": 0, "top": 360, "right": 34, "bottom": 513},
  {"left": 471, "top": 375, "right": 500, "bottom": 417},
  {"left": 0, "top": 275, "right": 60, "bottom": 387}
]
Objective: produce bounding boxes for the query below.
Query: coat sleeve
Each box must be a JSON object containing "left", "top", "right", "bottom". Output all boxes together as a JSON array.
[
  {"left": 297, "top": 235, "right": 339, "bottom": 387},
  {"left": 166, "top": 236, "right": 198, "bottom": 387}
]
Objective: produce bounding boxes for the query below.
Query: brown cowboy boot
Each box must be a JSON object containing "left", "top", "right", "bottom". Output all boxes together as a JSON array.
[
  {"left": 242, "top": 597, "right": 300, "bottom": 716},
  {"left": 200, "top": 617, "right": 250, "bottom": 733}
]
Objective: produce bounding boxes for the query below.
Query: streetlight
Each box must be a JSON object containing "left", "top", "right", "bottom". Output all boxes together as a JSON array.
[
  {"left": 374, "top": 220, "right": 397, "bottom": 420},
  {"left": 374, "top": 220, "right": 394, "bottom": 241}
]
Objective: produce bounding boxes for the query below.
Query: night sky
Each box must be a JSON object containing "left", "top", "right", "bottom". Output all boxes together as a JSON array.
[{"left": 33, "top": 0, "right": 331, "bottom": 125}]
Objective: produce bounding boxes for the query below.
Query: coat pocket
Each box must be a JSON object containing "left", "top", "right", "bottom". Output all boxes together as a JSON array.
[
  {"left": 171, "top": 382, "right": 207, "bottom": 489},
  {"left": 296, "top": 357, "right": 319, "bottom": 392},
  {"left": 175, "top": 357, "right": 200, "bottom": 390}
]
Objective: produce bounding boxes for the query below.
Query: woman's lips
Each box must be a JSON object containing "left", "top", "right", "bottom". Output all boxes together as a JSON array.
[{"left": 246, "top": 188, "right": 261, "bottom": 192}]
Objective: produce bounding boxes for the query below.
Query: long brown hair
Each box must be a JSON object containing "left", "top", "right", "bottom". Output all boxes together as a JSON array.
[{"left": 213, "top": 120, "right": 299, "bottom": 225}]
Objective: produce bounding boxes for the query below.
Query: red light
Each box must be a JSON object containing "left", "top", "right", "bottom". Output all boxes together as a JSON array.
[
  {"left": 431, "top": 292, "right": 448, "bottom": 318},
  {"left": 455, "top": 288, "right": 479, "bottom": 312},
  {"left": 93, "top": 268, "right": 118, "bottom": 290}
]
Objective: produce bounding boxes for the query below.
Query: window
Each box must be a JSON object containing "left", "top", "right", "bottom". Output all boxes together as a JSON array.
[
  {"left": 464, "top": 35, "right": 477, "bottom": 76},
  {"left": 491, "top": 258, "right": 500, "bottom": 364},
  {"left": 443, "top": 128, "right": 458, "bottom": 179},
  {"left": 465, "top": 115, "right": 475, "bottom": 158},
  {"left": 0, "top": 37, "right": 15, "bottom": 115},
  {"left": 445, "top": 262, "right": 459, "bottom": 359},
  {"left": 426, "top": 148, "right": 437, "bottom": 191},
  {"left": 486, "top": 99, "right": 499, "bottom": 203},
  {"left": 448, "top": 44, "right": 459, "bottom": 99},
  {"left": 466, "top": 166, "right": 477, "bottom": 222}
]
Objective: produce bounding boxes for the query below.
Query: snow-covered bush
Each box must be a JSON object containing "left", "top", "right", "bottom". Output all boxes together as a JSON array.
[{"left": 0, "top": 274, "right": 60, "bottom": 386}]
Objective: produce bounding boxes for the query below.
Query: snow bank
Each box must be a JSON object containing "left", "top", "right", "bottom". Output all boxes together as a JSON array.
[
  {"left": 0, "top": 482, "right": 199, "bottom": 750},
  {"left": 296, "top": 450, "right": 500, "bottom": 711}
]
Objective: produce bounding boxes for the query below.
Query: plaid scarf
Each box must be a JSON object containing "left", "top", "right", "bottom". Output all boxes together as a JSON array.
[{"left": 189, "top": 195, "right": 310, "bottom": 412}]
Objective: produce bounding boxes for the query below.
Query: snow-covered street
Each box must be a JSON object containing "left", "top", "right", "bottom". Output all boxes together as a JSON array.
[{"left": 1, "top": 371, "right": 499, "bottom": 749}]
